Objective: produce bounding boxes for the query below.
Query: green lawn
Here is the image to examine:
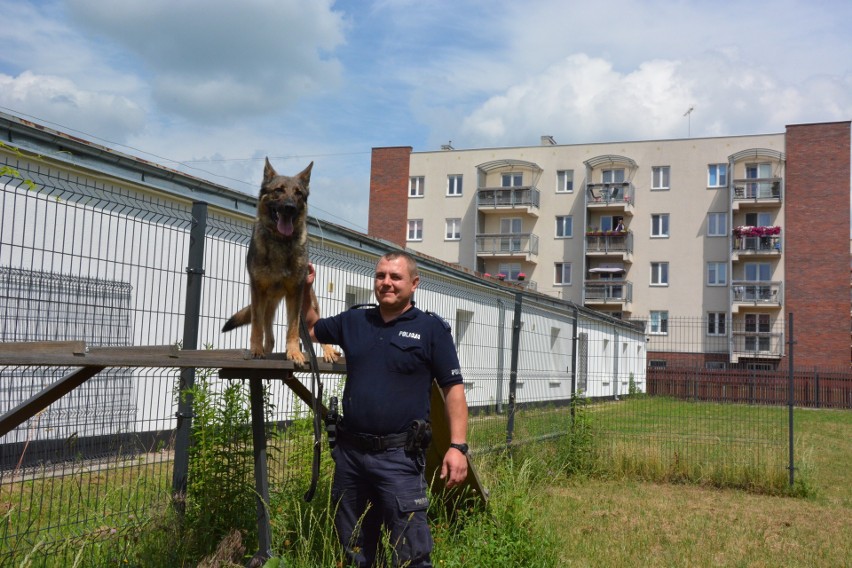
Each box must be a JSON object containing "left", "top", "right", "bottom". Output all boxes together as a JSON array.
[
  {"left": 2, "top": 400, "right": 849, "bottom": 567},
  {"left": 537, "top": 406, "right": 852, "bottom": 567}
]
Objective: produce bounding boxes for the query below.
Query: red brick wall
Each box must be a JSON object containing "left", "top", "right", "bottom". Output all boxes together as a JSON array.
[
  {"left": 785, "top": 122, "right": 851, "bottom": 366},
  {"left": 369, "top": 147, "right": 412, "bottom": 247}
]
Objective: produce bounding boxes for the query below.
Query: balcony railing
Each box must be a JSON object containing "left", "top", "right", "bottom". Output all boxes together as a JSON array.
[
  {"left": 586, "top": 182, "right": 634, "bottom": 206},
  {"left": 584, "top": 280, "right": 633, "bottom": 303},
  {"left": 731, "top": 331, "right": 783, "bottom": 358},
  {"left": 733, "top": 178, "right": 782, "bottom": 201},
  {"left": 731, "top": 281, "right": 782, "bottom": 305},
  {"left": 586, "top": 231, "right": 633, "bottom": 254},
  {"left": 476, "top": 233, "right": 539, "bottom": 257},
  {"left": 733, "top": 235, "right": 781, "bottom": 254},
  {"left": 477, "top": 186, "right": 540, "bottom": 210}
]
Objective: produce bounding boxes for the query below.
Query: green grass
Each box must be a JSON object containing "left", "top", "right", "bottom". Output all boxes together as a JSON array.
[
  {"left": 539, "top": 406, "right": 852, "bottom": 567},
  {"left": 2, "top": 400, "right": 849, "bottom": 566}
]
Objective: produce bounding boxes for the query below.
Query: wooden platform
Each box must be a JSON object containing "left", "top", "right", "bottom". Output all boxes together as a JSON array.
[
  {"left": 0, "top": 341, "right": 348, "bottom": 372},
  {"left": 0, "top": 341, "right": 487, "bottom": 511}
]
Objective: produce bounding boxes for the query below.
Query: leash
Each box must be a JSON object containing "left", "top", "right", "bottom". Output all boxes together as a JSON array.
[{"left": 298, "top": 317, "right": 324, "bottom": 503}]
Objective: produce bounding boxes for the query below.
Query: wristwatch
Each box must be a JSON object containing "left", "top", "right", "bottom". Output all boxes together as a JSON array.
[{"left": 449, "top": 442, "right": 469, "bottom": 455}]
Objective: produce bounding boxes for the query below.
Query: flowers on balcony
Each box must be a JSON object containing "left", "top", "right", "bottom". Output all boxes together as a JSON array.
[
  {"left": 586, "top": 230, "right": 628, "bottom": 237},
  {"left": 517, "top": 272, "right": 526, "bottom": 281},
  {"left": 733, "top": 225, "right": 781, "bottom": 238},
  {"left": 497, "top": 273, "right": 506, "bottom": 280}
]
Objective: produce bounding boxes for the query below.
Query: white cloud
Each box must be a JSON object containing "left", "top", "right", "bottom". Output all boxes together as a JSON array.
[
  {"left": 0, "top": 72, "right": 146, "bottom": 142},
  {"left": 66, "top": 0, "right": 347, "bottom": 121},
  {"left": 456, "top": 50, "right": 852, "bottom": 147}
]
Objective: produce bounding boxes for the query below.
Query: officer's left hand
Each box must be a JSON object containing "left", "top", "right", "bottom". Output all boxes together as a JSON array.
[{"left": 440, "top": 448, "right": 468, "bottom": 488}]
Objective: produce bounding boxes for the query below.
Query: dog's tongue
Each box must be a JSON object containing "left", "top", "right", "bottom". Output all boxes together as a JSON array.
[{"left": 278, "top": 216, "right": 294, "bottom": 237}]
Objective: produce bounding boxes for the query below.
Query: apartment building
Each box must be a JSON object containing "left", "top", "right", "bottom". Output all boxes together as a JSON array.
[{"left": 368, "top": 122, "right": 851, "bottom": 367}]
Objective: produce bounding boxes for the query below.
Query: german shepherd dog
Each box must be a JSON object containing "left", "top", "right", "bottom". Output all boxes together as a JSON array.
[{"left": 222, "top": 159, "right": 338, "bottom": 364}]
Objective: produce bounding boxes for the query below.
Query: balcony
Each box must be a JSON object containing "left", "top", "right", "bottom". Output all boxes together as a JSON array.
[
  {"left": 477, "top": 186, "right": 540, "bottom": 217},
  {"left": 584, "top": 279, "right": 632, "bottom": 308},
  {"left": 731, "top": 281, "right": 782, "bottom": 313},
  {"left": 476, "top": 233, "right": 539, "bottom": 262},
  {"left": 586, "top": 182, "right": 635, "bottom": 212},
  {"left": 732, "top": 178, "right": 782, "bottom": 210},
  {"left": 732, "top": 226, "right": 781, "bottom": 260},
  {"left": 586, "top": 231, "right": 633, "bottom": 262},
  {"left": 731, "top": 331, "right": 783, "bottom": 360}
]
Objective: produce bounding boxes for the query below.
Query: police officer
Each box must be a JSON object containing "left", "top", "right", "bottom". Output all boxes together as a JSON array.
[{"left": 303, "top": 251, "right": 468, "bottom": 568}]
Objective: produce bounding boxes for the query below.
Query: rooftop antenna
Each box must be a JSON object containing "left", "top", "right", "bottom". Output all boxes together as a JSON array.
[{"left": 683, "top": 106, "right": 695, "bottom": 137}]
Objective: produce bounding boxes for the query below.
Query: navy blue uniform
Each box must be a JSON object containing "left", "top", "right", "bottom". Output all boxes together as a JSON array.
[{"left": 314, "top": 303, "right": 462, "bottom": 568}]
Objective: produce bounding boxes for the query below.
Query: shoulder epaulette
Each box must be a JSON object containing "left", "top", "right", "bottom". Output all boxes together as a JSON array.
[
  {"left": 426, "top": 310, "right": 451, "bottom": 331},
  {"left": 349, "top": 303, "right": 377, "bottom": 310}
]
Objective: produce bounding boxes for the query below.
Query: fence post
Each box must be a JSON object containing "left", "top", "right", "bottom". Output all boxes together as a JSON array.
[
  {"left": 570, "top": 305, "right": 579, "bottom": 424},
  {"left": 814, "top": 367, "right": 820, "bottom": 409},
  {"left": 495, "top": 299, "right": 507, "bottom": 414},
  {"left": 787, "top": 313, "right": 795, "bottom": 488},
  {"left": 172, "top": 201, "right": 207, "bottom": 505},
  {"left": 506, "top": 292, "right": 523, "bottom": 446}
]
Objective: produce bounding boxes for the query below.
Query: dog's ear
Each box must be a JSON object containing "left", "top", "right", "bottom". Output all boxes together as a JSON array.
[
  {"left": 263, "top": 158, "right": 277, "bottom": 186},
  {"left": 297, "top": 161, "right": 314, "bottom": 190}
]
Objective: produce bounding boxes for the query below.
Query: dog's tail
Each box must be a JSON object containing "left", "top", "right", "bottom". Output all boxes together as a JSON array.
[{"left": 222, "top": 306, "right": 251, "bottom": 332}]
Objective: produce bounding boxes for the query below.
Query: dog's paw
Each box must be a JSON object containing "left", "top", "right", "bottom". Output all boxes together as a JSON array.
[
  {"left": 286, "top": 348, "right": 306, "bottom": 365},
  {"left": 250, "top": 349, "right": 266, "bottom": 359},
  {"left": 321, "top": 345, "right": 340, "bottom": 363}
]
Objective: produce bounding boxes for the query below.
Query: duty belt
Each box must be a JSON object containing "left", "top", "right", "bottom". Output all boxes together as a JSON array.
[{"left": 338, "top": 427, "right": 409, "bottom": 452}]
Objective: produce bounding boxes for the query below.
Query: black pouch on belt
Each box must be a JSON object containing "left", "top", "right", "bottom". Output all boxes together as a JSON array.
[{"left": 405, "top": 419, "right": 432, "bottom": 452}]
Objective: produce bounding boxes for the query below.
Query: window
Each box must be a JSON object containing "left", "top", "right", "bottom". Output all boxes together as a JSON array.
[
  {"left": 744, "top": 262, "right": 771, "bottom": 282},
  {"left": 650, "top": 262, "right": 669, "bottom": 286},
  {"left": 708, "top": 164, "right": 727, "bottom": 187},
  {"left": 707, "top": 212, "right": 727, "bottom": 236},
  {"left": 556, "top": 215, "right": 573, "bottom": 238},
  {"left": 707, "top": 312, "right": 726, "bottom": 336},
  {"left": 557, "top": 170, "right": 574, "bottom": 193},
  {"left": 745, "top": 212, "right": 772, "bottom": 227},
  {"left": 502, "top": 173, "right": 523, "bottom": 187},
  {"left": 409, "top": 176, "right": 424, "bottom": 197},
  {"left": 602, "top": 169, "right": 625, "bottom": 184},
  {"left": 498, "top": 262, "right": 522, "bottom": 281},
  {"left": 500, "top": 217, "right": 522, "bottom": 252},
  {"left": 745, "top": 163, "right": 772, "bottom": 198},
  {"left": 455, "top": 309, "right": 473, "bottom": 353},
  {"left": 345, "top": 284, "right": 373, "bottom": 308},
  {"left": 445, "top": 218, "right": 461, "bottom": 240},
  {"left": 651, "top": 166, "right": 670, "bottom": 190},
  {"left": 744, "top": 313, "right": 771, "bottom": 352},
  {"left": 707, "top": 262, "right": 727, "bottom": 285},
  {"left": 407, "top": 219, "right": 423, "bottom": 241},
  {"left": 649, "top": 360, "right": 668, "bottom": 368},
  {"left": 447, "top": 174, "right": 463, "bottom": 196},
  {"left": 0, "top": 267, "right": 134, "bottom": 441},
  {"left": 591, "top": 215, "right": 622, "bottom": 233},
  {"left": 649, "top": 311, "right": 669, "bottom": 334},
  {"left": 651, "top": 214, "right": 669, "bottom": 237},
  {"left": 555, "top": 262, "right": 572, "bottom": 285}
]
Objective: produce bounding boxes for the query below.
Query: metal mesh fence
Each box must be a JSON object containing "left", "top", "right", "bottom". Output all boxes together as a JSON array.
[{"left": 0, "top": 152, "right": 841, "bottom": 564}]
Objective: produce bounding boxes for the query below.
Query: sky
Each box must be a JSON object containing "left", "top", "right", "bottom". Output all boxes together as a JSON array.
[{"left": 1, "top": 0, "right": 850, "bottom": 232}]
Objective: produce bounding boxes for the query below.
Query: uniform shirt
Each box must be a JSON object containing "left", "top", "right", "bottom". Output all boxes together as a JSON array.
[{"left": 314, "top": 303, "right": 463, "bottom": 436}]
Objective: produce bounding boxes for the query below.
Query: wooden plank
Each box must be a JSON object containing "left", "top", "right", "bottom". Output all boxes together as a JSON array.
[
  {"left": 0, "top": 341, "right": 87, "bottom": 356},
  {"left": 425, "top": 380, "right": 488, "bottom": 510},
  {"left": 0, "top": 343, "right": 348, "bottom": 372}
]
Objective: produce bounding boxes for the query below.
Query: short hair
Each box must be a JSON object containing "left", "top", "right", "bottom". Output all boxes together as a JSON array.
[{"left": 379, "top": 251, "right": 419, "bottom": 279}]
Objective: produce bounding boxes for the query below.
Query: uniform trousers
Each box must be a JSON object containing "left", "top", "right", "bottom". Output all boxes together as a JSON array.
[{"left": 331, "top": 441, "right": 433, "bottom": 568}]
